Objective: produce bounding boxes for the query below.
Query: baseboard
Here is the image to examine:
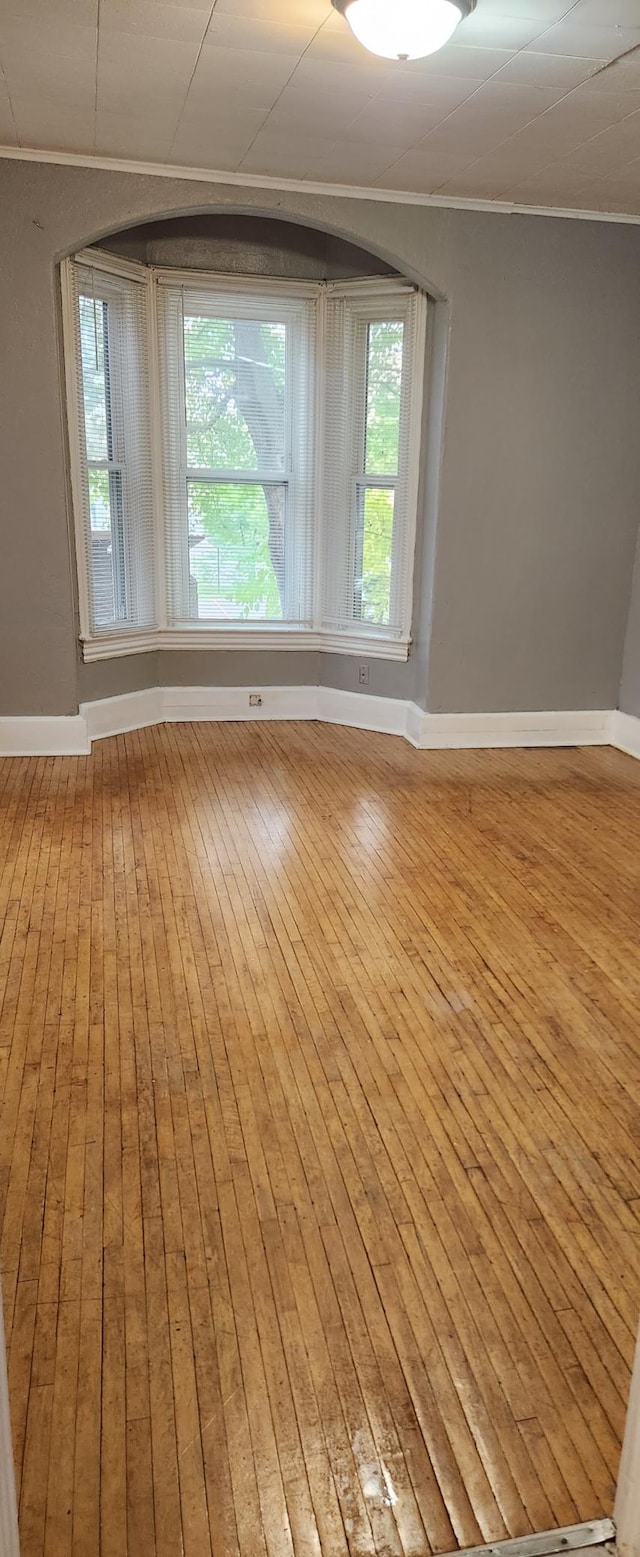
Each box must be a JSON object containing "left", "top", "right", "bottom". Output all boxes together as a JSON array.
[
  {"left": 319, "top": 687, "right": 415, "bottom": 739},
  {"left": 413, "top": 708, "right": 612, "bottom": 750},
  {"left": 84, "top": 687, "right": 164, "bottom": 741},
  {"left": 82, "top": 691, "right": 614, "bottom": 750},
  {"left": 0, "top": 688, "right": 628, "bottom": 757},
  {"left": 162, "top": 684, "right": 319, "bottom": 724},
  {"left": 86, "top": 684, "right": 419, "bottom": 739},
  {"left": 611, "top": 709, "right": 640, "bottom": 760},
  {"left": 0, "top": 713, "right": 89, "bottom": 756}
]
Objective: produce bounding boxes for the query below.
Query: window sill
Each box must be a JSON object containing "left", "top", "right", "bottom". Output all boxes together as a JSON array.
[{"left": 81, "top": 626, "right": 411, "bottom": 663}]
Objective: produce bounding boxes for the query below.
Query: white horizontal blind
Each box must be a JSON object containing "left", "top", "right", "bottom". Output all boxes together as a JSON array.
[
  {"left": 322, "top": 286, "right": 424, "bottom": 644},
  {"left": 69, "top": 261, "right": 155, "bottom": 636},
  {"left": 157, "top": 282, "right": 317, "bottom": 628}
]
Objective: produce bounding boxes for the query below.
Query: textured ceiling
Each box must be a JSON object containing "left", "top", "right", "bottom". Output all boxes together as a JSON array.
[{"left": 2, "top": 0, "right": 640, "bottom": 213}]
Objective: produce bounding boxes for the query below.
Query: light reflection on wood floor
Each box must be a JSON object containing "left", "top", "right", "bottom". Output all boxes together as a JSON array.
[{"left": 1, "top": 722, "right": 639, "bottom": 1556}]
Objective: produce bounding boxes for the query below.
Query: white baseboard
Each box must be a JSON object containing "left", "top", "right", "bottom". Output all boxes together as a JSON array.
[
  {"left": 0, "top": 687, "right": 631, "bottom": 757},
  {"left": 85, "top": 684, "right": 418, "bottom": 739},
  {"left": 162, "top": 684, "right": 318, "bottom": 724},
  {"left": 0, "top": 713, "right": 89, "bottom": 756},
  {"left": 413, "top": 708, "right": 612, "bottom": 750},
  {"left": 319, "top": 687, "right": 415, "bottom": 739},
  {"left": 611, "top": 710, "right": 640, "bottom": 760},
  {"left": 84, "top": 687, "right": 164, "bottom": 741}
]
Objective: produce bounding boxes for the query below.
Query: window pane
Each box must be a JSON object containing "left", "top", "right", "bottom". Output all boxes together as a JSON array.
[
  {"left": 88, "top": 467, "right": 126, "bottom": 626},
  {"left": 187, "top": 480, "right": 285, "bottom": 620},
  {"left": 79, "top": 295, "right": 111, "bottom": 462},
  {"left": 364, "top": 320, "right": 404, "bottom": 477},
  {"left": 184, "top": 315, "right": 286, "bottom": 473},
  {"left": 356, "top": 486, "right": 394, "bottom": 625}
]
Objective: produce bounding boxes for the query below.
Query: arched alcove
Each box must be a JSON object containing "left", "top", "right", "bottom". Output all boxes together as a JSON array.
[
  {"left": 71, "top": 208, "right": 447, "bottom": 715},
  {"left": 62, "top": 197, "right": 449, "bottom": 303}
]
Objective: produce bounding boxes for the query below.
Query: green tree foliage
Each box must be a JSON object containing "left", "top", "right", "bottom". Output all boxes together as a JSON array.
[
  {"left": 187, "top": 482, "right": 281, "bottom": 619},
  {"left": 184, "top": 310, "right": 406, "bottom": 626},
  {"left": 184, "top": 314, "right": 287, "bottom": 619},
  {"left": 358, "top": 320, "right": 404, "bottom": 625},
  {"left": 358, "top": 487, "right": 395, "bottom": 625},
  {"left": 365, "top": 320, "right": 403, "bottom": 475}
]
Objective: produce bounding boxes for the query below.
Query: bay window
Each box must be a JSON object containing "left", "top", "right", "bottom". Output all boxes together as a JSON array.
[{"left": 62, "top": 250, "right": 427, "bottom": 662}]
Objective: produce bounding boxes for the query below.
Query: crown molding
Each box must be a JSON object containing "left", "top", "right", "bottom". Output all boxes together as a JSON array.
[{"left": 1, "top": 143, "right": 640, "bottom": 227}]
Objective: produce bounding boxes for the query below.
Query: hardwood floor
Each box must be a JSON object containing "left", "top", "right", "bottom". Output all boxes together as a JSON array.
[{"left": 1, "top": 722, "right": 639, "bottom": 1557}]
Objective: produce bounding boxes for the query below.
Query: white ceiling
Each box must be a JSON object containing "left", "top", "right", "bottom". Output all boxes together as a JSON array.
[{"left": 2, "top": 0, "right": 640, "bottom": 214}]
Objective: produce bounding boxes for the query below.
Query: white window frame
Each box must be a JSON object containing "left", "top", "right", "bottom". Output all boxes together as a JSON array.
[
  {"left": 62, "top": 249, "right": 157, "bottom": 643},
  {"left": 157, "top": 273, "right": 317, "bottom": 631},
  {"left": 62, "top": 250, "right": 427, "bottom": 663},
  {"left": 320, "top": 281, "right": 426, "bottom": 651}
]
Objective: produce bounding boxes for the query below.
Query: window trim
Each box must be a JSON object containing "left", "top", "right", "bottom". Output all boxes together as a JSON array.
[
  {"left": 62, "top": 251, "right": 156, "bottom": 641},
  {"left": 160, "top": 281, "right": 316, "bottom": 629},
  {"left": 62, "top": 250, "right": 427, "bottom": 663},
  {"left": 62, "top": 255, "right": 93, "bottom": 642}
]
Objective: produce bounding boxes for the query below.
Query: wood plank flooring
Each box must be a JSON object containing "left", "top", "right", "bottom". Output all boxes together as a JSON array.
[{"left": 1, "top": 722, "right": 640, "bottom": 1557}]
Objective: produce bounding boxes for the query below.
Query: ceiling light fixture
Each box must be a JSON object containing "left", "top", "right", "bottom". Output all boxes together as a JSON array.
[{"left": 331, "top": 0, "right": 475, "bottom": 61}]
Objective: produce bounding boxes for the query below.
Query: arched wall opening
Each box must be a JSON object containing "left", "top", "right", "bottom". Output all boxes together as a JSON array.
[
  {"left": 69, "top": 208, "right": 447, "bottom": 713},
  {"left": 58, "top": 198, "right": 450, "bottom": 301}
]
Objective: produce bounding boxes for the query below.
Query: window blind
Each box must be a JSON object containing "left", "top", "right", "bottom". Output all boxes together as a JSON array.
[
  {"left": 157, "top": 282, "right": 317, "bottom": 628},
  {"left": 64, "top": 253, "right": 426, "bottom": 661},
  {"left": 69, "top": 261, "right": 156, "bottom": 637},
  {"left": 322, "top": 286, "right": 424, "bottom": 644}
]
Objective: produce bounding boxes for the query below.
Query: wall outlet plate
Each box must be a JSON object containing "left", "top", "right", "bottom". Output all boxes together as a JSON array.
[
  {"left": 249, "top": 693, "right": 263, "bottom": 707},
  {"left": 358, "top": 664, "right": 370, "bottom": 686}
]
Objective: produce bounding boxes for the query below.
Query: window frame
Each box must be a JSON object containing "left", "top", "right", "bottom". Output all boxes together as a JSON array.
[
  {"left": 62, "top": 250, "right": 427, "bottom": 663},
  {"left": 320, "top": 282, "right": 426, "bottom": 652},
  {"left": 80, "top": 292, "right": 129, "bottom": 627},
  {"left": 62, "top": 249, "right": 157, "bottom": 645},
  {"left": 355, "top": 317, "right": 403, "bottom": 632},
  {"left": 157, "top": 276, "right": 317, "bottom": 629}
]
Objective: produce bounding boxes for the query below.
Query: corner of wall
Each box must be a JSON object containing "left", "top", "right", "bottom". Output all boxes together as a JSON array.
[
  {"left": 409, "top": 296, "right": 451, "bottom": 713},
  {"left": 619, "top": 519, "right": 640, "bottom": 719}
]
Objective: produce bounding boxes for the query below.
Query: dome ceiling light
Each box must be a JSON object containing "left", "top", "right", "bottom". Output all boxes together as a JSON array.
[{"left": 331, "top": 0, "right": 476, "bottom": 62}]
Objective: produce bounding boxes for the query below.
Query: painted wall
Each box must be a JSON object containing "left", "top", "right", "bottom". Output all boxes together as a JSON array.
[
  {"left": 80, "top": 649, "right": 410, "bottom": 705},
  {"left": 619, "top": 533, "right": 640, "bottom": 719},
  {"left": 1, "top": 158, "right": 640, "bottom": 717}
]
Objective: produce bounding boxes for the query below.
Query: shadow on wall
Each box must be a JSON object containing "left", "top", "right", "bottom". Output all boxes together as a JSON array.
[{"left": 93, "top": 211, "right": 398, "bottom": 281}]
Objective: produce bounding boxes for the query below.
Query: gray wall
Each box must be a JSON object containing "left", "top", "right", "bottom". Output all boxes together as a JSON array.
[
  {"left": 619, "top": 533, "right": 640, "bottom": 718},
  {"left": 2, "top": 158, "right": 640, "bottom": 717}
]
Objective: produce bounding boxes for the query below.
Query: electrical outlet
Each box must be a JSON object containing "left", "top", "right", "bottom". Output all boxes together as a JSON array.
[
  {"left": 249, "top": 693, "right": 262, "bottom": 707},
  {"left": 358, "top": 664, "right": 370, "bottom": 686}
]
